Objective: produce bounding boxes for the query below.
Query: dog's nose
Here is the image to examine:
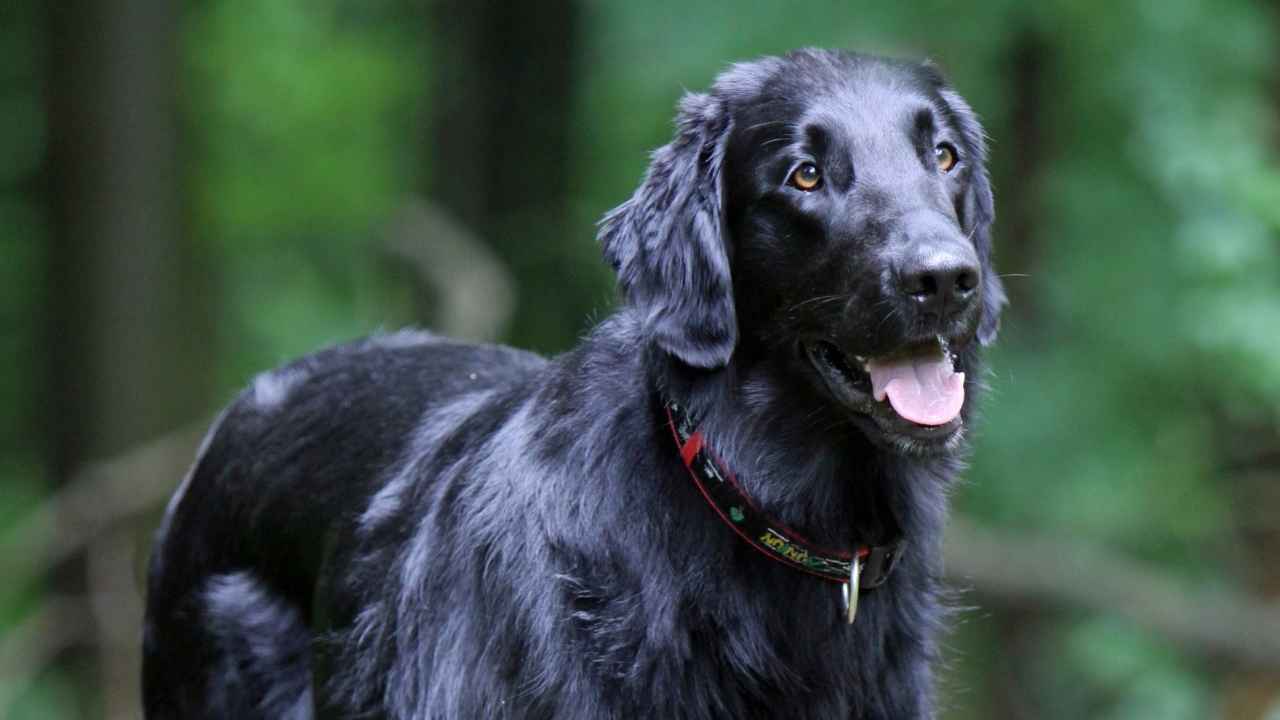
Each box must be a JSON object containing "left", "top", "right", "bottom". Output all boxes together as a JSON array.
[{"left": 897, "top": 247, "right": 980, "bottom": 318}]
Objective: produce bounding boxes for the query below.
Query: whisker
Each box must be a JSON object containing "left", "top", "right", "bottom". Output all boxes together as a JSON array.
[
  {"left": 784, "top": 294, "right": 846, "bottom": 316},
  {"left": 873, "top": 301, "right": 901, "bottom": 337},
  {"left": 743, "top": 119, "right": 794, "bottom": 133}
]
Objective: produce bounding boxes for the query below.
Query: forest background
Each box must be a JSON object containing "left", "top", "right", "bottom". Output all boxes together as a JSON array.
[{"left": 2, "top": 1, "right": 1280, "bottom": 718}]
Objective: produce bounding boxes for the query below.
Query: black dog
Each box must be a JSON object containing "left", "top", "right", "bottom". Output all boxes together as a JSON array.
[{"left": 143, "top": 49, "right": 1004, "bottom": 719}]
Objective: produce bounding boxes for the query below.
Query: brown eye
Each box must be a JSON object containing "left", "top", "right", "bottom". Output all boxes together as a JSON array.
[
  {"left": 935, "top": 143, "right": 958, "bottom": 173},
  {"left": 790, "top": 162, "right": 822, "bottom": 191}
]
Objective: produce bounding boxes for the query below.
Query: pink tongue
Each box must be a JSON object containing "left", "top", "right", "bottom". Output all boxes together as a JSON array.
[{"left": 865, "top": 354, "right": 965, "bottom": 426}]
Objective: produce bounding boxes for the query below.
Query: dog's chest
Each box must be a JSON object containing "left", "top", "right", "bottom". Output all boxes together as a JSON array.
[{"left": 564, "top": 574, "right": 896, "bottom": 719}]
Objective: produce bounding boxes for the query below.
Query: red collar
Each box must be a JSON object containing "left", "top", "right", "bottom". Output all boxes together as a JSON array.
[{"left": 664, "top": 398, "right": 904, "bottom": 603}]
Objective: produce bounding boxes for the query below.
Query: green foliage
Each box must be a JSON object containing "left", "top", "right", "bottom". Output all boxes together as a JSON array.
[
  {"left": 185, "top": 0, "right": 420, "bottom": 390},
  {"left": 4, "top": 672, "right": 81, "bottom": 720}
]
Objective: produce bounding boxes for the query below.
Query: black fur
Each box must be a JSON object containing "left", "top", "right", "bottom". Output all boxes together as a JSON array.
[{"left": 144, "top": 49, "right": 1004, "bottom": 719}]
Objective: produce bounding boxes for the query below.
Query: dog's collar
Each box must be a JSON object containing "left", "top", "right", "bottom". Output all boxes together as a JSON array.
[{"left": 664, "top": 399, "right": 903, "bottom": 622}]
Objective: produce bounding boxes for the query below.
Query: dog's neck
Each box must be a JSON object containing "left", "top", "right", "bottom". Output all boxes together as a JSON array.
[{"left": 653, "top": 344, "right": 956, "bottom": 556}]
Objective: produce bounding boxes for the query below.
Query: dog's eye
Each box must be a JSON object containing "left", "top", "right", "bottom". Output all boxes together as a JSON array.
[
  {"left": 934, "top": 143, "right": 959, "bottom": 173},
  {"left": 789, "top": 162, "right": 822, "bottom": 191}
]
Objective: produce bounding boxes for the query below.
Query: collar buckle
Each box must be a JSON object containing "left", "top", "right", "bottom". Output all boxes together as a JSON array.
[{"left": 841, "top": 555, "right": 863, "bottom": 624}]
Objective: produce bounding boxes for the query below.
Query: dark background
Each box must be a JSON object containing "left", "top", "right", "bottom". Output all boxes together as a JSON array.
[{"left": 2, "top": 1, "right": 1279, "bottom": 718}]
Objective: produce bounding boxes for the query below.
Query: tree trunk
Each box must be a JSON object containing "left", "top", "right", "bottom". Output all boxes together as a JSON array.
[
  {"left": 428, "top": 0, "right": 587, "bottom": 353},
  {"left": 43, "top": 0, "right": 204, "bottom": 716}
]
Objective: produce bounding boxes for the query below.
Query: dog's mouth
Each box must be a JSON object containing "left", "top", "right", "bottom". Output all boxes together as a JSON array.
[{"left": 802, "top": 337, "right": 966, "bottom": 452}]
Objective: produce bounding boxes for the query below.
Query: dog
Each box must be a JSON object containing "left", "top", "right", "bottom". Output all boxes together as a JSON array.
[{"left": 143, "top": 48, "right": 1005, "bottom": 719}]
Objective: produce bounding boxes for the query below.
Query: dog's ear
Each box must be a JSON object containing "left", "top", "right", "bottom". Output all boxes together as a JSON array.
[
  {"left": 965, "top": 164, "right": 1007, "bottom": 346},
  {"left": 598, "top": 92, "right": 736, "bottom": 368},
  {"left": 941, "top": 87, "right": 1006, "bottom": 346}
]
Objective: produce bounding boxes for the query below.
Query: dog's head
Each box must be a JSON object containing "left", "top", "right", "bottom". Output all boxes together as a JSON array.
[{"left": 601, "top": 50, "right": 1005, "bottom": 454}]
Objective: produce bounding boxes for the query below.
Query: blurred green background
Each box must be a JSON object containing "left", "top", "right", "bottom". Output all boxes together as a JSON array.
[{"left": 2, "top": 1, "right": 1279, "bottom": 718}]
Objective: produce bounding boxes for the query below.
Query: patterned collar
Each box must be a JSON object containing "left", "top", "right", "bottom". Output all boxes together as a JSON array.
[{"left": 664, "top": 398, "right": 904, "bottom": 623}]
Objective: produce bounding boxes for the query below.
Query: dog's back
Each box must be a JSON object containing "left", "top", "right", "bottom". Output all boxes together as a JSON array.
[{"left": 142, "top": 331, "right": 545, "bottom": 719}]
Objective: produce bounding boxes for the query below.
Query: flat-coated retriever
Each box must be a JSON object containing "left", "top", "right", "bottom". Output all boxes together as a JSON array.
[{"left": 144, "top": 48, "right": 1005, "bottom": 719}]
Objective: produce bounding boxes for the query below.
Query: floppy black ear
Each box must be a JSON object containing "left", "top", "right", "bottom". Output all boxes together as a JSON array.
[
  {"left": 598, "top": 92, "right": 736, "bottom": 368},
  {"left": 941, "top": 87, "right": 1006, "bottom": 346}
]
